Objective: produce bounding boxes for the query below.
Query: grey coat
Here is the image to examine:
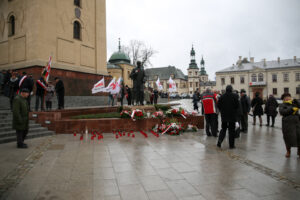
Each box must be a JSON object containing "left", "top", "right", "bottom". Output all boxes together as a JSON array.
[{"left": 279, "top": 102, "right": 300, "bottom": 148}]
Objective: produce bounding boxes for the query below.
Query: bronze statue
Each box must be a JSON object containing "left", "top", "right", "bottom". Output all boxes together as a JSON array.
[{"left": 130, "top": 61, "right": 146, "bottom": 105}]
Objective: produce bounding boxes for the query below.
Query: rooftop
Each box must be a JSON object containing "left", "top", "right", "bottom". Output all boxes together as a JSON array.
[
  {"left": 145, "top": 66, "right": 187, "bottom": 81},
  {"left": 217, "top": 57, "right": 300, "bottom": 73}
]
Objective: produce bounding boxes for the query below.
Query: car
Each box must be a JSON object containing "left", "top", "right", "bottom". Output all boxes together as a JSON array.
[
  {"left": 160, "top": 92, "right": 168, "bottom": 98},
  {"left": 180, "top": 93, "right": 188, "bottom": 98}
]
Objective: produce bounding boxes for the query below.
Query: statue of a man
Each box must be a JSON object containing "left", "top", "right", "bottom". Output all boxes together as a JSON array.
[{"left": 130, "top": 61, "right": 146, "bottom": 105}]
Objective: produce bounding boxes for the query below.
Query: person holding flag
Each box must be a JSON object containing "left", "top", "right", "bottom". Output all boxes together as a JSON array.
[
  {"left": 35, "top": 76, "right": 47, "bottom": 111},
  {"left": 19, "top": 72, "right": 34, "bottom": 111}
]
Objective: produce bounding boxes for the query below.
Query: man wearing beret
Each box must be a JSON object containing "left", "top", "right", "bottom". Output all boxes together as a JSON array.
[{"left": 12, "top": 88, "right": 30, "bottom": 148}]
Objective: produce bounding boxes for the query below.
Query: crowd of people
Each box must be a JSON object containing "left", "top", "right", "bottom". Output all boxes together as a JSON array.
[
  {"left": 108, "top": 85, "right": 159, "bottom": 107},
  {"left": 0, "top": 70, "right": 65, "bottom": 112},
  {"left": 193, "top": 85, "right": 300, "bottom": 157}
]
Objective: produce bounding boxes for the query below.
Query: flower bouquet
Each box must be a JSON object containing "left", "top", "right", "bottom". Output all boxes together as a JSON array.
[
  {"left": 186, "top": 124, "right": 198, "bottom": 132},
  {"left": 131, "top": 109, "right": 145, "bottom": 121},
  {"left": 120, "top": 110, "right": 131, "bottom": 118},
  {"left": 153, "top": 119, "right": 185, "bottom": 135},
  {"left": 151, "top": 111, "right": 164, "bottom": 119},
  {"left": 166, "top": 107, "right": 188, "bottom": 118}
]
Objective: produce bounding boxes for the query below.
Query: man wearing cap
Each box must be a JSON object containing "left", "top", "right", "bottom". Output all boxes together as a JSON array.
[
  {"left": 240, "top": 89, "right": 251, "bottom": 133},
  {"left": 12, "top": 88, "right": 30, "bottom": 148}
]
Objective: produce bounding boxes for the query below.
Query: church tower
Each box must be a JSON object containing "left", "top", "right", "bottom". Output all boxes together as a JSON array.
[
  {"left": 199, "top": 56, "right": 208, "bottom": 82},
  {"left": 187, "top": 46, "right": 200, "bottom": 95}
]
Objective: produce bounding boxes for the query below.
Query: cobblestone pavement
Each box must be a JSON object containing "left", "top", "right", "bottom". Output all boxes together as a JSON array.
[{"left": 0, "top": 99, "right": 300, "bottom": 200}]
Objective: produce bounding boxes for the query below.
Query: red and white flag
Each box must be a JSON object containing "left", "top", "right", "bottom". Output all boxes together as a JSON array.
[
  {"left": 110, "top": 77, "right": 122, "bottom": 94},
  {"left": 105, "top": 77, "right": 116, "bottom": 93},
  {"left": 92, "top": 77, "right": 105, "bottom": 94},
  {"left": 168, "top": 76, "right": 177, "bottom": 93},
  {"left": 42, "top": 56, "right": 52, "bottom": 83},
  {"left": 156, "top": 77, "right": 163, "bottom": 91}
]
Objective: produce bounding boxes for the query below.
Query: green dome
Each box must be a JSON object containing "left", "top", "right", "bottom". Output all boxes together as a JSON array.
[
  {"left": 109, "top": 51, "right": 131, "bottom": 64},
  {"left": 190, "top": 47, "right": 195, "bottom": 56}
]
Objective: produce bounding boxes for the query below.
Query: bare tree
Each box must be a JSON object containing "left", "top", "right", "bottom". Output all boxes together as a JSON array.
[{"left": 123, "top": 40, "right": 157, "bottom": 68}]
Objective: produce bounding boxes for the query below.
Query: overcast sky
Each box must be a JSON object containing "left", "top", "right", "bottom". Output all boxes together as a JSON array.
[{"left": 106, "top": 0, "right": 300, "bottom": 80}]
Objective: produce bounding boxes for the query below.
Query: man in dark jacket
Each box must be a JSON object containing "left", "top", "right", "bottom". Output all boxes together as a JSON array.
[
  {"left": 13, "top": 88, "right": 30, "bottom": 148},
  {"left": 35, "top": 77, "right": 46, "bottom": 111},
  {"left": 240, "top": 89, "right": 251, "bottom": 133},
  {"left": 192, "top": 89, "right": 200, "bottom": 112},
  {"left": 153, "top": 89, "right": 159, "bottom": 104},
  {"left": 265, "top": 94, "right": 279, "bottom": 127},
  {"left": 217, "top": 85, "right": 239, "bottom": 149},
  {"left": 125, "top": 85, "right": 132, "bottom": 105},
  {"left": 55, "top": 77, "right": 65, "bottom": 110},
  {"left": 130, "top": 61, "right": 146, "bottom": 105}
]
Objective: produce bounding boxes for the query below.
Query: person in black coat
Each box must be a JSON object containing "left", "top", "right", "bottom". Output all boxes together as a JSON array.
[
  {"left": 192, "top": 89, "right": 200, "bottom": 112},
  {"left": 55, "top": 77, "right": 65, "bottom": 110},
  {"left": 19, "top": 72, "right": 34, "bottom": 111},
  {"left": 153, "top": 89, "right": 159, "bottom": 104},
  {"left": 251, "top": 92, "right": 264, "bottom": 126},
  {"left": 217, "top": 85, "right": 239, "bottom": 149},
  {"left": 8, "top": 72, "right": 19, "bottom": 110},
  {"left": 125, "top": 85, "right": 132, "bottom": 105},
  {"left": 240, "top": 89, "right": 251, "bottom": 133},
  {"left": 265, "top": 94, "right": 279, "bottom": 127},
  {"left": 35, "top": 77, "right": 46, "bottom": 111}
]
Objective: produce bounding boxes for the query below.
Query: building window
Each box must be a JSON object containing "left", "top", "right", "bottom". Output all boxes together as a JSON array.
[
  {"left": 195, "top": 82, "right": 198, "bottom": 87},
  {"left": 73, "top": 21, "right": 81, "bottom": 40},
  {"left": 189, "top": 82, "right": 192, "bottom": 88},
  {"left": 296, "top": 73, "right": 300, "bottom": 81},
  {"left": 189, "top": 72, "right": 192, "bottom": 76},
  {"left": 8, "top": 15, "right": 15, "bottom": 36},
  {"left": 240, "top": 77, "right": 245, "bottom": 84},
  {"left": 284, "top": 88, "right": 289, "bottom": 93},
  {"left": 74, "top": 0, "right": 80, "bottom": 7},
  {"left": 297, "top": 87, "right": 300, "bottom": 94},
  {"left": 251, "top": 74, "right": 257, "bottom": 82},
  {"left": 272, "top": 74, "right": 277, "bottom": 82},
  {"left": 221, "top": 78, "right": 225, "bottom": 85},
  {"left": 176, "top": 83, "right": 178, "bottom": 88},
  {"left": 283, "top": 73, "right": 289, "bottom": 82},
  {"left": 230, "top": 77, "right": 234, "bottom": 84},
  {"left": 273, "top": 88, "right": 277, "bottom": 95},
  {"left": 258, "top": 73, "right": 264, "bottom": 82},
  {"left": 128, "top": 71, "right": 130, "bottom": 77},
  {"left": 195, "top": 72, "right": 197, "bottom": 76}
]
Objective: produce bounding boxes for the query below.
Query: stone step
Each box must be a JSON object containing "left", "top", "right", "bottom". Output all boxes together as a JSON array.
[
  {"left": 0, "top": 120, "right": 35, "bottom": 127},
  {"left": 0, "top": 127, "right": 50, "bottom": 138},
  {"left": 0, "top": 130, "right": 54, "bottom": 144},
  {"left": 0, "top": 123, "right": 41, "bottom": 132}
]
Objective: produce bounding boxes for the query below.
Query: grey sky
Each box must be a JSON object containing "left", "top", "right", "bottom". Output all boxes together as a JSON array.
[{"left": 106, "top": 0, "right": 300, "bottom": 80}]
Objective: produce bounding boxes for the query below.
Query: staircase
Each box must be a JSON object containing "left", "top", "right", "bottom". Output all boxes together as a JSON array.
[{"left": 0, "top": 109, "right": 55, "bottom": 144}]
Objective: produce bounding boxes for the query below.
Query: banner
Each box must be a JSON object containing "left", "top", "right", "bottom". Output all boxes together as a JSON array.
[
  {"left": 104, "top": 77, "right": 116, "bottom": 93},
  {"left": 92, "top": 77, "right": 105, "bottom": 94},
  {"left": 156, "top": 77, "right": 163, "bottom": 91},
  {"left": 42, "top": 56, "right": 52, "bottom": 83},
  {"left": 168, "top": 76, "right": 177, "bottom": 93}
]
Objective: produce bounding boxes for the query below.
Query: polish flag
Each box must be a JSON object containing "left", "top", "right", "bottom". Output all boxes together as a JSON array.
[
  {"left": 168, "top": 76, "right": 177, "bottom": 93},
  {"left": 156, "top": 77, "right": 163, "bottom": 91},
  {"left": 42, "top": 56, "right": 52, "bottom": 83},
  {"left": 92, "top": 77, "right": 105, "bottom": 94}
]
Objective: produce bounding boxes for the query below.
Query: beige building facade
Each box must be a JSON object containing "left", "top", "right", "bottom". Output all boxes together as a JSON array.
[
  {"left": 216, "top": 56, "right": 300, "bottom": 99},
  {"left": 0, "top": 0, "right": 107, "bottom": 75}
]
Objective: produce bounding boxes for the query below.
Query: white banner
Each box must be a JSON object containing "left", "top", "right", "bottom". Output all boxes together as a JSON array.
[
  {"left": 92, "top": 77, "right": 105, "bottom": 94},
  {"left": 168, "top": 76, "right": 177, "bottom": 93},
  {"left": 156, "top": 77, "right": 163, "bottom": 91}
]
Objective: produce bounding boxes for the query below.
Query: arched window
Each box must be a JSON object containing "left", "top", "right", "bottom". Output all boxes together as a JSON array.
[
  {"left": 74, "top": 0, "right": 80, "bottom": 7},
  {"left": 258, "top": 73, "right": 264, "bottom": 82},
  {"left": 251, "top": 74, "right": 257, "bottom": 82},
  {"left": 73, "top": 21, "right": 81, "bottom": 40},
  {"left": 8, "top": 15, "right": 15, "bottom": 36}
]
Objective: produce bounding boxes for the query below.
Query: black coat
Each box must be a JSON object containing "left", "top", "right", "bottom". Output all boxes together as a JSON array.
[
  {"left": 251, "top": 97, "right": 264, "bottom": 116},
  {"left": 55, "top": 80, "right": 65, "bottom": 96},
  {"left": 36, "top": 77, "right": 46, "bottom": 96},
  {"left": 279, "top": 101, "right": 300, "bottom": 147},
  {"left": 240, "top": 95, "right": 251, "bottom": 114},
  {"left": 20, "top": 76, "right": 34, "bottom": 92},
  {"left": 265, "top": 97, "right": 279, "bottom": 117},
  {"left": 218, "top": 92, "right": 239, "bottom": 122},
  {"left": 8, "top": 77, "right": 19, "bottom": 98}
]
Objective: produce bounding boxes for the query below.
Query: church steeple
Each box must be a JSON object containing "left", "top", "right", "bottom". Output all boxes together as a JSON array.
[
  {"left": 118, "top": 38, "right": 121, "bottom": 52},
  {"left": 200, "top": 55, "right": 207, "bottom": 75},
  {"left": 188, "top": 45, "right": 198, "bottom": 69}
]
